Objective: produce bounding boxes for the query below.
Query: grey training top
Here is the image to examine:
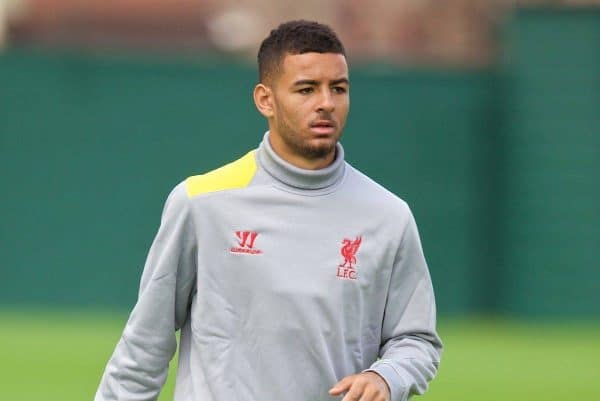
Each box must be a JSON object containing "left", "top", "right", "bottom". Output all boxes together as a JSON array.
[{"left": 95, "top": 132, "right": 443, "bottom": 401}]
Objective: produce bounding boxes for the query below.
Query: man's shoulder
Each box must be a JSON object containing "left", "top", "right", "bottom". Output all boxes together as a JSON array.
[
  {"left": 184, "top": 150, "right": 258, "bottom": 199},
  {"left": 344, "top": 162, "right": 410, "bottom": 213}
]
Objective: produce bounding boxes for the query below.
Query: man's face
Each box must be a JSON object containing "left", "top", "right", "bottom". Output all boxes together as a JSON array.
[{"left": 267, "top": 52, "right": 350, "bottom": 166}]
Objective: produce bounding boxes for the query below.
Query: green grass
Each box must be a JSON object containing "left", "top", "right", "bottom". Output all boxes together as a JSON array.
[
  {"left": 1, "top": 309, "right": 598, "bottom": 401},
  {"left": 427, "top": 319, "right": 600, "bottom": 401}
]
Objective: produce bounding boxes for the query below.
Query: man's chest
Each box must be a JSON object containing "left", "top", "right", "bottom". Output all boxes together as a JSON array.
[{"left": 190, "top": 191, "right": 399, "bottom": 301}]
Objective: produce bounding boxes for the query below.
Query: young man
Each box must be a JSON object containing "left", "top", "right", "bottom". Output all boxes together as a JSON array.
[{"left": 95, "top": 20, "right": 442, "bottom": 401}]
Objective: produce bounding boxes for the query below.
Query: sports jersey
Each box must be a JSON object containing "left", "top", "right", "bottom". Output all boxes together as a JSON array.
[{"left": 95, "top": 132, "right": 442, "bottom": 401}]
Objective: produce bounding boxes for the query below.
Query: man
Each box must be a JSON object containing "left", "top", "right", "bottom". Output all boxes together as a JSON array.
[{"left": 95, "top": 20, "right": 442, "bottom": 401}]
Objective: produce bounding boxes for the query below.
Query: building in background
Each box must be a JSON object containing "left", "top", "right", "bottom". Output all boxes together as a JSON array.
[
  {"left": 3, "top": 0, "right": 599, "bottom": 66},
  {"left": 0, "top": 1, "right": 563, "bottom": 65}
]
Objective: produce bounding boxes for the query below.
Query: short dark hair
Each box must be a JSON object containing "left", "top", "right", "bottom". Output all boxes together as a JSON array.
[{"left": 257, "top": 20, "right": 346, "bottom": 83}]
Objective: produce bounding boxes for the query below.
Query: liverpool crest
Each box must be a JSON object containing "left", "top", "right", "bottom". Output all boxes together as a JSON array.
[{"left": 337, "top": 236, "right": 362, "bottom": 280}]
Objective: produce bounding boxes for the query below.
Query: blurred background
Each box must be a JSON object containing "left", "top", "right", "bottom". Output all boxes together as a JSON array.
[{"left": 1, "top": 0, "right": 599, "bottom": 400}]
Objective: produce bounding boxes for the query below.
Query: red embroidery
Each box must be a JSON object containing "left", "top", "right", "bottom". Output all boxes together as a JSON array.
[
  {"left": 230, "top": 231, "right": 263, "bottom": 255},
  {"left": 337, "top": 236, "right": 362, "bottom": 280},
  {"left": 236, "top": 231, "right": 258, "bottom": 248}
]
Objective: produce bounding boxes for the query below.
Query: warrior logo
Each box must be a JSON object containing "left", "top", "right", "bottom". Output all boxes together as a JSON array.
[
  {"left": 230, "top": 231, "right": 262, "bottom": 255},
  {"left": 337, "top": 236, "right": 362, "bottom": 280}
]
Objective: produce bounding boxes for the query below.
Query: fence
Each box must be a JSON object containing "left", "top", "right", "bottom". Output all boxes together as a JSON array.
[{"left": 1, "top": 9, "right": 598, "bottom": 317}]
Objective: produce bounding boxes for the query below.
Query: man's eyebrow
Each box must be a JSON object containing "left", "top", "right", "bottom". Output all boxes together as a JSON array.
[
  {"left": 292, "top": 79, "right": 319, "bottom": 86},
  {"left": 330, "top": 78, "right": 349, "bottom": 85},
  {"left": 292, "top": 78, "right": 350, "bottom": 86}
]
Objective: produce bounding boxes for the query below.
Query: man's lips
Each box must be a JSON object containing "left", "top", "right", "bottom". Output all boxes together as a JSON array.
[
  {"left": 310, "top": 120, "right": 337, "bottom": 134},
  {"left": 311, "top": 120, "right": 336, "bottom": 128}
]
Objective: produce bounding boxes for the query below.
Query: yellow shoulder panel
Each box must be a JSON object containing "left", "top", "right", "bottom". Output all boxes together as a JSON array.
[{"left": 185, "top": 150, "right": 257, "bottom": 198}]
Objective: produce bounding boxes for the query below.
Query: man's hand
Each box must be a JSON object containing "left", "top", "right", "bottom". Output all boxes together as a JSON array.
[{"left": 329, "top": 371, "right": 390, "bottom": 401}]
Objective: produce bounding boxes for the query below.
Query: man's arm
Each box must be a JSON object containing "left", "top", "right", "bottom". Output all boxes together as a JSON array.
[
  {"left": 330, "top": 206, "right": 442, "bottom": 401},
  {"left": 95, "top": 183, "right": 197, "bottom": 401},
  {"left": 365, "top": 207, "right": 443, "bottom": 401}
]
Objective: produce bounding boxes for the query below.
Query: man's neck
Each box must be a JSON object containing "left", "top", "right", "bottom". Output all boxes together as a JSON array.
[{"left": 267, "top": 133, "right": 336, "bottom": 170}]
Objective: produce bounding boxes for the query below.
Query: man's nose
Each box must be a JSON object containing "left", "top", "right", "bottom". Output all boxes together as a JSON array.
[{"left": 317, "top": 90, "right": 335, "bottom": 113}]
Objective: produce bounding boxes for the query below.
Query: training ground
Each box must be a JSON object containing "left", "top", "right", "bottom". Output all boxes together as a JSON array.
[{"left": 1, "top": 310, "right": 598, "bottom": 401}]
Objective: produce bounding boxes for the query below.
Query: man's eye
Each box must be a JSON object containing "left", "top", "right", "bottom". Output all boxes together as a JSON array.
[
  {"left": 298, "top": 87, "right": 313, "bottom": 94},
  {"left": 332, "top": 86, "right": 347, "bottom": 94}
]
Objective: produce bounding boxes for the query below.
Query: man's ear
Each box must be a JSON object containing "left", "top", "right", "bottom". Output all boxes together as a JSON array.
[{"left": 253, "top": 83, "right": 275, "bottom": 118}]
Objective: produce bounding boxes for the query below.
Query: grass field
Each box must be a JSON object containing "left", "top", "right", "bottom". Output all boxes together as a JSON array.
[{"left": 1, "top": 309, "right": 598, "bottom": 401}]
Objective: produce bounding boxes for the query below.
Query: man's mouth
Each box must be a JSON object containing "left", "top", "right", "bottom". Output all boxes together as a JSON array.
[{"left": 310, "top": 120, "right": 336, "bottom": 135}]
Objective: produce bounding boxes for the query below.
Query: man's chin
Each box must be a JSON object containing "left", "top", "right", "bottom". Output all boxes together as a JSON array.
[{"left": 301, "top": 141, "right": 337, "bottom": 160}]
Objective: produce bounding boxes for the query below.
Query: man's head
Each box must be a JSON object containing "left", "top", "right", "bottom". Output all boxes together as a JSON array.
[
  {"left": 254, "top": 20, "right": 350, "bottom": 170},
  {"left": 257, "top": 20, "right": 346, "bottom": 85}
]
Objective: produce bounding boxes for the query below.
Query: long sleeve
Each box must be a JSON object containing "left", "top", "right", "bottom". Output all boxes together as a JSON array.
[
  {"left": 95, "top": 183, "right": 197, "bottom": 401},
  {"left": 367, "top": 208, "right": 443, "bottom": 401}
]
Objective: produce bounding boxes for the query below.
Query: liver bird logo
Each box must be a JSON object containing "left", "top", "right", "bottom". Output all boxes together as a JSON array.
[{"left": 339, "top": 236, "right": 362, "bottom": 269}]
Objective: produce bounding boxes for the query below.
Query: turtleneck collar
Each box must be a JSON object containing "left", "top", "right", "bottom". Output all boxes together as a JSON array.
[{"left": 257, "top": 132, "right": 346, "bottom": 190}]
